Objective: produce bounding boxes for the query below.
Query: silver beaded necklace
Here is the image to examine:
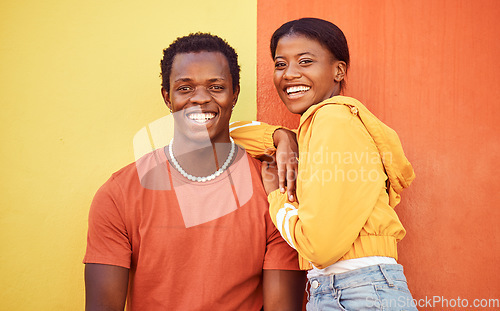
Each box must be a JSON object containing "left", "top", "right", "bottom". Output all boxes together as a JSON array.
[{"left": 168, "top": 137, "right": 235, "bottom": 182}]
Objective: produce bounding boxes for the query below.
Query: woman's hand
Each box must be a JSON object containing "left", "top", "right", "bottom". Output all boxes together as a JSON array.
[
  {"left": 272, "top": 128, "right": 298, "bottom": 202},
  {"left": 261, "top": 156, "right": 280, "bottom": 197},
  {"left": 260, "top": 128, "right": 298, "bottom": 201}
]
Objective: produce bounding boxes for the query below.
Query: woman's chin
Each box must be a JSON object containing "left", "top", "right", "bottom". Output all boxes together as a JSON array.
[{"left": 283, "top": 102, "right": 309, "bottom": 115}]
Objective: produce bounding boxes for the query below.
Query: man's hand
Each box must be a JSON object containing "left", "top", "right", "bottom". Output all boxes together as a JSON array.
[{"left": 272, "top": 128, "right": 298, "bottom": 202}]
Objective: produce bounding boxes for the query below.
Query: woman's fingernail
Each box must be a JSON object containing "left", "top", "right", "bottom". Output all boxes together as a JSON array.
[
  {"left": 289, "top": 194, "right": 294, "bottom": 201},
  {"left": 280, "top": 188, "right": 285, "bottom": 193}
]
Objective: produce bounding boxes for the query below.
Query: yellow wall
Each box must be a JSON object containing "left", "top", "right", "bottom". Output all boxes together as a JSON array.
[{"left": 0, "top": 1, "right": 256, "bottom": 309}]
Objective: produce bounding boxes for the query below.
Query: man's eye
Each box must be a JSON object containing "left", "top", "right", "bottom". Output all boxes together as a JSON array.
[
  {"left": 210, "top": 85, "right": 224, "bottom": 91},
  {"left": 177, "top": 86, "right": 191, "bottom": 91}
]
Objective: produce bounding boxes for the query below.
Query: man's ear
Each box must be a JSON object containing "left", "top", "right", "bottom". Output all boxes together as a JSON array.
[
  {"left": 333, "top": 61, "right": 347, "bottom": 83},
  {"left": 232, "top": 85, "right": 240, "bottom": 108},
  {"left": 161, "top": 87, "right": 172, "bottom": 112}
]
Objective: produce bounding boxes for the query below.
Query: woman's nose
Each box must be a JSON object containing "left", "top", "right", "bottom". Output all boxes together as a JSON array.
[{"left": 283, "top": 63, "right": 301, "bottom": 80}]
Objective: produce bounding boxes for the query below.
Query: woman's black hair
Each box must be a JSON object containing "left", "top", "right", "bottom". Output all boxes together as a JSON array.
[
  {"left": 161, "top": 32, "right": 240, "bottom": 92},
  {"left": 270, "top": 18, "right": 350, "bottom": 92}
]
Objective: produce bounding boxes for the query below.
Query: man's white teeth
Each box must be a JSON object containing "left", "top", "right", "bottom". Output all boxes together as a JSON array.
[
  {"left": 286, "top": 85, "right": 310, "bottom": 94},
  {"left": 188, "top": 112, "right": 216, "bottom": 122}
]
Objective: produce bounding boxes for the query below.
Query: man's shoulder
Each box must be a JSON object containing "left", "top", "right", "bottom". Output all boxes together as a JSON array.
[
  {"left": 240, "top": 149, "right": 262, "bottom": 170},
  {"left": 102, "top": 149, "right": 164, "bottom": 191}
]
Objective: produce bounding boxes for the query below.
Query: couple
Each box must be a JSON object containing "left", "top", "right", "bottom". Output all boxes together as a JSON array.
[{"left": 84, "top": 18, "right": 417, "bottom": 311}]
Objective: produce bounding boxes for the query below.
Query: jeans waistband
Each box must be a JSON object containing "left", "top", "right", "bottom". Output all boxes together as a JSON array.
[{"left": 308, "top": 264, "right": 407, "bottom": 291}]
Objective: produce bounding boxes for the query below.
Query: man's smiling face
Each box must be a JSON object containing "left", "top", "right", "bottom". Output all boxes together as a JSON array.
[{"left": 162, "top": 51, "right": 239, "bottom": 144}]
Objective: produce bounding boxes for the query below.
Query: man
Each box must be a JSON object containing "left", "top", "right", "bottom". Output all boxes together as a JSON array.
[{"left": 84, "top": 33, "right": 305, "bottom": 310}]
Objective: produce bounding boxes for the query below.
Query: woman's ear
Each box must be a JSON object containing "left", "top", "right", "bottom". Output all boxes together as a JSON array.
[
  {"left": 161, "top": 87, "right": 173, "bottom": 112},
  {"left": 333, "top": 61, "right": 347, "bottom": 83}
]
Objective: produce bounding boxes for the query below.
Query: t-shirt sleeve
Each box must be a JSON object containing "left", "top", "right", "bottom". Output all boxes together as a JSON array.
[
  {"left": 83, "top": 176, "right": 132, "bottom": 269},
  {"left": 262, "top": 208, "right": 301, "bottom": 271}
]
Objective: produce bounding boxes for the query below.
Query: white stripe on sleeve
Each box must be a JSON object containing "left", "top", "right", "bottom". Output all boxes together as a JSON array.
[
  {"left": 229, "top": 121, "right": 262, "bottom": 132},
  {"left": 276, "top": 207, "right": 287, "bottom": 237},
  {"left": 284, "top": 208, "right": 298, "bottom": 249}
]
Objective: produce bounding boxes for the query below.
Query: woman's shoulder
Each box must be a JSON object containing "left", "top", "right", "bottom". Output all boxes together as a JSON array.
[
  {"left": 302, "top": 96, "right": 361, "bottom": 121},
  {"left": 299, "top": 102, "right": 373, "bottom": 146},
  {"left": 315, "top": 102, "right": 351, "bottom": 116},
  {"left": 309, "top": 103, "right": 359, "bottom": 129}
]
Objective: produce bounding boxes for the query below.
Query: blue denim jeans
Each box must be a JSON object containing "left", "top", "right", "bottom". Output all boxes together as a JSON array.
[{"left": 306, "top": 264, "right": 418, "bottom": 311}]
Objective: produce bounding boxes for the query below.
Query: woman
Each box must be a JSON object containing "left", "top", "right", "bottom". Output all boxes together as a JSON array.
[{"left": 259, "top": 18, "right": 417, "bottom": 310}]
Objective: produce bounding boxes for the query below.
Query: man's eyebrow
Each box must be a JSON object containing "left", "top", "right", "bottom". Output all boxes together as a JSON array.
[
  {"left": 173, "top": 77, "right": 226, "bottom": 83},
  {"left": 174, "top": 78, "right": 193, "bottom": 83},
  {"left": 207, "top": 78, "right": 226, "bottom": 82}
]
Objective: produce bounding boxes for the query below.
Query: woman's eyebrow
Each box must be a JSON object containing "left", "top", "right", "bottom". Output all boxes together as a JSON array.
[
  {"left": 297, "top": 51, "right": 316, "bottom": 57},
  {"left": 274, "top": 51, "right": 316, "bottom": 60}
]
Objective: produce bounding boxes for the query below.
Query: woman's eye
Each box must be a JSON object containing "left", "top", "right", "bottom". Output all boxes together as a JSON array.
[
  {"left": 299, "top": 59, "right": 313, "bottom": 65},
  {"left": 274, "top": 62, "right": 286, "bottom": 69}
]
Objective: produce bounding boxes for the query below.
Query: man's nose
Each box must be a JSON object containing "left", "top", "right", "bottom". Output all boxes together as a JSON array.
[{"left": 190, "top": 87, "right": 211, "bottom": 104}]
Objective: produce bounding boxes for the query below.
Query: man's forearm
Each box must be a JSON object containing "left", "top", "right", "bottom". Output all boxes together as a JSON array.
[
  {"left": 263, "top": 269, "right": 307, "bottom": 311},
  {"left": 85, "top": 264, "right": 129, "bottom": 311}
]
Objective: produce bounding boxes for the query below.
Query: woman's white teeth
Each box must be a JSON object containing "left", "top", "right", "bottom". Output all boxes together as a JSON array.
[
  {"left": 188, "top": 112, "right": 216, "bottom": 123},
  {"left": 286, "top": 85, "right": 310, "bottom": 94}
]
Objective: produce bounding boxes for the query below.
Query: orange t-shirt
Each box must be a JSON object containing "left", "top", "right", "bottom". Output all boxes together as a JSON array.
[{"left": 84, "top": 147, "right": 300, "bottom": 310}]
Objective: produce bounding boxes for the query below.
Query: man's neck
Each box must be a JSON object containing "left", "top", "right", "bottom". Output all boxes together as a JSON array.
[{"left": 167, "top": 134, "right": 234, "bottom": 177}]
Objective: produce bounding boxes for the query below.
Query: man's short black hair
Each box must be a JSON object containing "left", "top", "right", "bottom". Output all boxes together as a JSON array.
[{"left": 160, "top": 32, "right": 240, "bottom": 92}]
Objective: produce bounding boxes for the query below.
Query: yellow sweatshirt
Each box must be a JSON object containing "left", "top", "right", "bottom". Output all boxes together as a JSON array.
[{"left": 230, "top": 96, "right": 415, "bottom": 270}]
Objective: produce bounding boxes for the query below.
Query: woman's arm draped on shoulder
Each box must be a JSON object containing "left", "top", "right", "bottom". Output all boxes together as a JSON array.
[
  {"left": 230, "top": 121, "right": 299, "bottom": 201},
  {"left": 229, "top": 121, "right": 280, "bottom": 157},
  {"left": 268, "top": 105, "right": 386, "bottom": 268}
]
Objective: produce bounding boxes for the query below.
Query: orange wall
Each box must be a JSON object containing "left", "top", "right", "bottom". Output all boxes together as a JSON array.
[{"left": 257, "top": 0, "right": 500, "bottom": 309}]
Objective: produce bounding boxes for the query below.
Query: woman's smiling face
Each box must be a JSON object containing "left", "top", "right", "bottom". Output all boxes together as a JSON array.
[{"left": 273, "top": 34, "right": 345, "bottom": 115}]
